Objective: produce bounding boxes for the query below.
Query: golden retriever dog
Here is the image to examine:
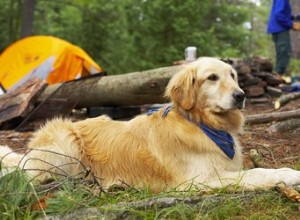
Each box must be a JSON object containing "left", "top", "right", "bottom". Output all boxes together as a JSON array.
[{"left": 1, "top": 57, "right": 300, "bottom": 192}]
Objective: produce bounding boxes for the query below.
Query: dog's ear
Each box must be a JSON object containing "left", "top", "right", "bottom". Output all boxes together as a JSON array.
[{"left": 165, "top": 66, "right": 197, "bottom": 110}]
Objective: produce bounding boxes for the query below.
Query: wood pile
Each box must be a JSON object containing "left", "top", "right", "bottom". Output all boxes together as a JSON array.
[
  {"left": 0, "top": 56, "right": 291, "bottom": 130},
  {"left": 223, "top": 57, "right": 283, "bottom": 99}
]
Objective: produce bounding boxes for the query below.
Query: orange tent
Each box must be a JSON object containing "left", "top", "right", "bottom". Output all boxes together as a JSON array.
[{"left": 0, "top": 35, "right": 102, "bottom": 92}]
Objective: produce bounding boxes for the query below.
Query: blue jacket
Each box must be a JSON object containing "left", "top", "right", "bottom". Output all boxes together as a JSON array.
[{"left": 267, "top": 0, "right": 293, "bottom": 33}]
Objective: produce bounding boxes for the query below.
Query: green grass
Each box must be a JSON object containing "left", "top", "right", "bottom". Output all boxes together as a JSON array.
[
  {"left": 0, "top": 167, "right": 300, "bottom": 220},
  {"left": 292, "top": 159, "right": 300, "bottom": 171},
  {"left": 0, "top": 169, "right": 37, "bottom": 220},
  {"left": 289, "top": 58, "right": 300, "bottom": 76}
]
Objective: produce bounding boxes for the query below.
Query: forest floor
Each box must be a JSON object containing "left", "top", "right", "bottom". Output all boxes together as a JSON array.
[{"left": 242, "top": 98, "right": 300, "bottom": 170}]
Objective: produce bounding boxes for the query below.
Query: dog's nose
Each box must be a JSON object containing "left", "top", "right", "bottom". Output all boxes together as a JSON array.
[{"left": 233, "top": 91, "right": 245, "bottom": 103}]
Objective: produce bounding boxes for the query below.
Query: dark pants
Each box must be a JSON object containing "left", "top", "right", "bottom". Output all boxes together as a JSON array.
[{"left": 272, "top": 31, "right": 291, "bottom": 75}]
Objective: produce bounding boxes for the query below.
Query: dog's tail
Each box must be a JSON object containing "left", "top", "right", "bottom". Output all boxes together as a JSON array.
[{"left": 0, "top": 145, "right": 26, "bottom": 168}]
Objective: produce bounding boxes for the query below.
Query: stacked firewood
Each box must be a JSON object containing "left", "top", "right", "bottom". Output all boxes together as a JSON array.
[{"left": 224, "top": 57, "right": 283, "bottom": 99}]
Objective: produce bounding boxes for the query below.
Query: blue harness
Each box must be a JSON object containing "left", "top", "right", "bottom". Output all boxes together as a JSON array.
[{"left": 147, "top": 106, "right": 235, "bottom": 159}]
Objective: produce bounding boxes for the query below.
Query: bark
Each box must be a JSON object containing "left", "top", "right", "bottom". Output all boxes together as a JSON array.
[
  {"left": 0, "top": 77, "right": 47, "bottom": 129},
  {"left": 20, "top": 0, "right": 36, "bottom": 38},
  {"left": 291, "top": 0, "right": 300, "bottom": 58},
  {"left": 38, "top": 65, "right": 185, "bottom": 108}
]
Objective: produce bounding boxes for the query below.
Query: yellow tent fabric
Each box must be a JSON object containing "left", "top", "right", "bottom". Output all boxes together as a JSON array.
[{"left": 0, "top": 35, "right": 102, "bottom": 92}]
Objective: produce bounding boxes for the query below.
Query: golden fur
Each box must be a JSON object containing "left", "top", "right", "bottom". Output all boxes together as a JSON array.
[{"left": 1, "top": 57, "right": 300, "bottom": 192}]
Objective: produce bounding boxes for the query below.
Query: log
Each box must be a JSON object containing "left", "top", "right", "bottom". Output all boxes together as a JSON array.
[
  {"left": 238, "top": 73, "right": 253, "bottom": 83},
  {"left": 0, "top": 78, "right": 47, "bottom": 129},
  {"left": 221, "top": 57, "right": 242, "bottom": 66},
  {"left": 243, "top": 85, "right": 265, "bottom": 97},
  {"left": 15, "top": 75, "right": 107, "bottom": 131},
  {"left": 268, "top": 118, "right": 300, "bottom": 133},
  {"left": 246, "top": 57, "right": 273, "bottom": 72},
  {"left": 247, "top": 97, "right": 269, "bottom": 104},
  {"left": 234, "top": 63, "right": 251, "bottom": 75},
  {"left": 238, "top": 75, "right": 260, "bottom": 88},
  {"left": 249, "top": 149, "right": 266, "bottom": 168},
  {"left": 249, "top": 148, "right": 274, "bottom": 169},
  {"left": 43, "top": 194, "right": 257, "bottom": 219},
  {"left": 266, "top": 86, "right": 282, "bottom": 97},
  {"left": 251, "top": 71, "right": 272, "bottom": 80},
  {"left": 246, "top": 109, "right": 300, "bottom": 124},
  {"left": 274, "top": 92, "right": 300, "bottom": 109},
  {"left": 38, "top": 65, "right": 185, "bottom": 107},
  {"left": 265, "top": 74, "right": 282, "bottom": 86}
]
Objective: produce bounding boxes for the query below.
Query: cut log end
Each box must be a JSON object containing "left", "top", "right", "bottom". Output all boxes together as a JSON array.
[
  {"left": 274, "top": 101, "right": 280, "bottom": 109},
  {"left": 249, "top": 149, "right": 262, "bottom": 168}
]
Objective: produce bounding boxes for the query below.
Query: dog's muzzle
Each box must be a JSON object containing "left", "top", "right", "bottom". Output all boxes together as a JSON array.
[{"left": 232, "top": 90, "right": 245, "bottom": 109}]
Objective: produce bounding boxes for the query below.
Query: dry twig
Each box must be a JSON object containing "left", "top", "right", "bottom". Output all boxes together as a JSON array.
[{"left": 0, "top": 148, "right": 106, "bottom": 195}]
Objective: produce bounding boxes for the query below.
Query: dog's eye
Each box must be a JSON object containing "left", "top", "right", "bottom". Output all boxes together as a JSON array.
[
  {"left": 207, "top": 74, "right": 219, "bottom": 81},
  {"left": 231, "top": 73, "right": 235, "bottom": 79}
]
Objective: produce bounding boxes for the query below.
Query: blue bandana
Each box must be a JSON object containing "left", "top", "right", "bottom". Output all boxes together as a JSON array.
[
  {"left": 199, "top": 124, "right": 235, "bottom": 159},
  {"left": 147, "top": 105, "right": 172, "bottom": 118},
  {"left": 147, "top": 106, "right": 235, "bottom": 159}
]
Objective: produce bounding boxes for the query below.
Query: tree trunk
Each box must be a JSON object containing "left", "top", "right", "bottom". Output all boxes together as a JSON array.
[
  {"left": 38, "top": 65, "right": 185, "bottom": 108},
  {"left": 20, "top": 0, "right": 36, "bottom": 38},
  {"left": 291, "top": 0, "right": 300, "bottom": 58}
]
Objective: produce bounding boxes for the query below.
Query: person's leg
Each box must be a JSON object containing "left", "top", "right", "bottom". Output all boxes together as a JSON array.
[
  {"left": 273, "top": 31, "right": 291, "bottom": 75},
  {"left": 272, "top": 33, "right": 279, "bottom": 72}
]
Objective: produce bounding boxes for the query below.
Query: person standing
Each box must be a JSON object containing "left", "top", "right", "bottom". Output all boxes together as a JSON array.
[{"left": 267, "top": 0, "right": 300, "bottom": 79}]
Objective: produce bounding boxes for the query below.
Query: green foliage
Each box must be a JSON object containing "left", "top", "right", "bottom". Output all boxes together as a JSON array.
[
  {"left": 33, "top": 1, "right": 83, "bottom": 44},
  {"left": 0, "top": 0, "right": 21, "bottom": 51},
  {"left": 248, "top": 0, "right": 274, "bottom": 59},
  {"left": 0, "top": 0, "right": 270, "bottom": 75},
  {"left": 0, "top": 169, "right": 36, "bottom": 220},
  {"left": 44, "top": 182, "right": 99, "bottom": 215},
  {"left": 291, "top": 158, "right": 300, "bottom": 170},
  {"left": 288, "top": 58, "right": 300, "bottom": 75}
]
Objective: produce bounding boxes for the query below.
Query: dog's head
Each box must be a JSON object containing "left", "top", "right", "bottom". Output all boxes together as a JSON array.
[{"left": 166, "top": 57, "right": 245, "bottom": 121}]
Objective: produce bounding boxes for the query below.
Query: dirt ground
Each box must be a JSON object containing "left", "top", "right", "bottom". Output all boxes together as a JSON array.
[
  {"left": 242, "top": 98, "right": 300, "bottom": 169},
  {"left": 1, "top": 98, "right": 300, "bottom": 170}
]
